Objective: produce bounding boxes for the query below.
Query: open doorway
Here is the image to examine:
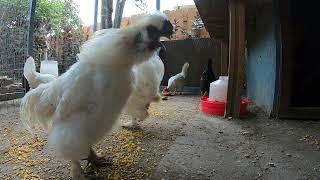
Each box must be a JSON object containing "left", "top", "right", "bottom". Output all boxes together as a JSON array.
[
  {"left": 290, "top": 0, "right": 320, "bottom": 107},
  {"left": 278, "top": 0, "right": 320, "bottom": 118}
]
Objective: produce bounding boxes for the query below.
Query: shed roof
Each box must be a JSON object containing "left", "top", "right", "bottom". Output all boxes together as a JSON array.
[{"left": 194, "top": 0, "right": 273, "bottom": 41}]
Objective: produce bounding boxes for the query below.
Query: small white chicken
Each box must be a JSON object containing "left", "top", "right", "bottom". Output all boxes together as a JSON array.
[
  {"left": 20, "top": 12, "right": 173, "bottom": 180},
  {"left": 122, "top": 44, "right": 166, "bottom": 128},
  {"left": 23, "top": 56, "right": 57, "bottom": 89},
  {"left": 163, "top": 62, "right": 190, "bottom": 95}
]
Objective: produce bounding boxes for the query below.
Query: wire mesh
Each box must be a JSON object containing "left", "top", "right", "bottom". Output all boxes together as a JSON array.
[
  {"left": 0, "top": 0, "right": 83, "bottom": 108},
  {"left": 0, "top": 0, "right": 28, "bottom": 111}
]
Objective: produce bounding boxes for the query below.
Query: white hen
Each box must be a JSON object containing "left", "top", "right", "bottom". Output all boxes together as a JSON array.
[
  {"left": 122, "top": 45, "right": 166, "bottom": 128},
  {"left": 23, "top": 56, "right": 57, "bottom": 89},
  {"left": 163, "top": 62, "right": 190, "bottom": 94},
  {"left": 20, "top": 12, "right": 173, "bottom": 179}
]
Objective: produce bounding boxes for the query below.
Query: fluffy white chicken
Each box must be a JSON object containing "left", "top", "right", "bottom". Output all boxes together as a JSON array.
[
  {"left": 163, "top": 62, "right": 190, "bottom": 95},
  {"left": 122, "top": 45, "right": 166, "bottom": 128},
  {"left": 23, "top": 56, "right": 57, "bottom": 89},
  {"left": 20, "top": 12, "right": 173, "bottom": 180}
]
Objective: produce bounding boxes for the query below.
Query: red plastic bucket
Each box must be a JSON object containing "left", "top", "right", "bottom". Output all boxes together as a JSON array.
[{"left": 201, "top": 97, "right": 248, "bottom": 116}]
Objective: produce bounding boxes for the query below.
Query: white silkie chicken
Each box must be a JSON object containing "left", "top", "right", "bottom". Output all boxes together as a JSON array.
[
  {"left": 122, "top": 45, "right": 166, "bottom": 128},
  {"left": 20, "top": 12, "right": 173, "bottom": 180},
  {"left": 23, "top": 56, "right": 57, "bottom": 89},
  {"left": 163, "top": 62, "right": 190, "bottom": 95}
]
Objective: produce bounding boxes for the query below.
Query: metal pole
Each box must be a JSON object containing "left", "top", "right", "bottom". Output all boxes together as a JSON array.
[
  {"left": 24, "top": 0, "right": 37, "bottom": 92},
  {"left": 27, "top": 0, "right": 36, "bottom": 56},
  {"left": 93, "top": 0, "right": 98, "bottom": 32},
  {"left": 156, "top": 0, "right": 160, "bottom": 11}
]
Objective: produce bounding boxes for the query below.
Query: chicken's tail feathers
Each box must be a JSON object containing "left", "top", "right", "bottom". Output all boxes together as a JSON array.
[
  {"left": 20, "top": 84, "right": 54, "bottom": 133},
  {"left": 181, "top": 62, "right": 190, "bottom": 78},
  {"left": 23, "top": 57, "right": 37, "bottom": 86}
]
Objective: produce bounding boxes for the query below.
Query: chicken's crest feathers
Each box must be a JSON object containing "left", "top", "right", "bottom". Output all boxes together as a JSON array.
[
  {"left": 139, "top": 12, "right": 170, "bottom": 32},
  {"left": 78, "top": 28, "right": 124, "bottom": 65},
  {"left": 78, "top": 13, "right": 172, "bottom": 67}
]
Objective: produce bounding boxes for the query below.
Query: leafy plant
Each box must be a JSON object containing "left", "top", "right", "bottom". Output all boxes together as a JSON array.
[{"left": 35, "top": 0, "right": 81, "bottom": 33}]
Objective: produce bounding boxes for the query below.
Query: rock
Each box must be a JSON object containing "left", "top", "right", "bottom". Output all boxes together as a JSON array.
[
  {"left": 0, "top": 140, "right": 10, "bottom": 154},
  {"left": 161, "top": 96, "right": 168, "bottom": 101},
  {"left": 241, "top": 131, "right": 251, "bottom": 136},
  {"left": 268, "top": 162, "right": 275, "bottom": 167}
]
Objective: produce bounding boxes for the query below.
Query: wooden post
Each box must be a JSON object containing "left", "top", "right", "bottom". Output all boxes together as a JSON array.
[
  {"left": 220, "top": 40, "right": 229, "bottom": 75},
  {"left": 225, "top": 0, "right": 246, "bottom": 118}
]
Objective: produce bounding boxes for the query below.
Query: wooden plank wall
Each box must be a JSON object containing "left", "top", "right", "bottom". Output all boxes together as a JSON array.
[{"left": 161, "top": 38, "right": 221, "bottom": 87}]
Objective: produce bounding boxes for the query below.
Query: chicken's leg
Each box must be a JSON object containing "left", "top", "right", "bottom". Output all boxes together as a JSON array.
[{"left": 83, "top": 148, "right": 113, "bottom": 170}]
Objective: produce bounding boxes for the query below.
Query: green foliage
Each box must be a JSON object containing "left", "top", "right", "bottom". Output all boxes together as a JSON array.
[
  {"left": 0, "top": 0, "right": 83, "bottom": 75},
  {"left": 36, "top": 0, "right": 81, "bottom": 33},
  {"left": 0, "top": 0, "right": 81, "bottom": 33}
]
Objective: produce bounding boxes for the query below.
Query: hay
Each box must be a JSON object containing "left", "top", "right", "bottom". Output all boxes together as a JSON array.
[
  {"left": 99, "top": 129, "right": 150, "bottom": 179},
  {"left": 2, "top": 134, "right": 46, "bottom": 180}
]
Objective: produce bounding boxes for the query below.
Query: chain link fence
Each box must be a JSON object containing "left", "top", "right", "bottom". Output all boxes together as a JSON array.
[
  {"left": 0, "top": 0, "right": 82, "bottom": 113},
  {"left": 0, "top": 0, "right": 28, "bottom": 107}
]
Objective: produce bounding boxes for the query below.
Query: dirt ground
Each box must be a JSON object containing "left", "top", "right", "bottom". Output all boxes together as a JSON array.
[{"left": 0, "top": 96, "right": 320, "bottom": 180}]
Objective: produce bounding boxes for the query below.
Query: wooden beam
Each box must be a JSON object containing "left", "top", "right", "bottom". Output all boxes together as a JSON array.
[
  {"left": 220, "top": 40, "right": 229, "bottom": 75},
  {"left": 225, "top": 0, "right": 246, "bottom": 118},
  {"left": 277, "top": 0, "right": 294, "bottom": 116}
]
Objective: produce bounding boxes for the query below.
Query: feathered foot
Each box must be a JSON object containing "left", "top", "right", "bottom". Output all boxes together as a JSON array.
[
  {"left": 83, "top": 148, "right": 112, "bottom": 171},
  {"left": 72, "top": 160, "right": 105, "bottom": 180}
]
